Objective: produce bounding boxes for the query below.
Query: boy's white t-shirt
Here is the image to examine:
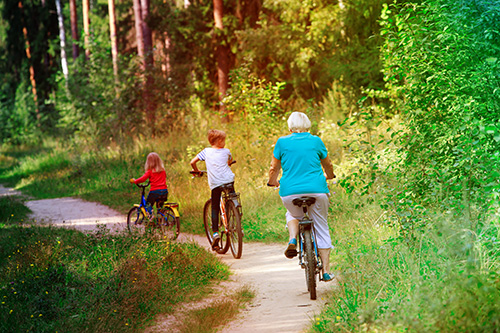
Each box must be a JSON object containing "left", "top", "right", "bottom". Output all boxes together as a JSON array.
[{"left": 197, "top": 148, "right": 235, "bottom": 190}]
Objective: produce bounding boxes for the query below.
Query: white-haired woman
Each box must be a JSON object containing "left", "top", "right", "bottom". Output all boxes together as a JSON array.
[{"left": 267, "top": 112, "right": 336, "bottom": 282}]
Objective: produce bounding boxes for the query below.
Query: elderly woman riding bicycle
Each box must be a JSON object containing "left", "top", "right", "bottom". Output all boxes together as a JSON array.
[{"left": 267, "top": 112, "right": 336, "bottom": 282}]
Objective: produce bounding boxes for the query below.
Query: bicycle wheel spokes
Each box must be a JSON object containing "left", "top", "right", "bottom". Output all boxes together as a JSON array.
[
  {"left": 226, "top": 201, "right": 243, "bottom": 259},
  {"left": 157, "top": 207, "right": 179, "bottom": 241},
  {"left": 127, "top": 207, "right": 146, "bottom": 235},
  {"left": 203, "top": 199, "right": 229, "bottom": 254},
  {"left": 303, "top": 229, "right": 317, "bottom": 300}
]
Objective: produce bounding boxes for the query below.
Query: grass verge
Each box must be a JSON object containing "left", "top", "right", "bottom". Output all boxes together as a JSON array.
[{"left": 0, "top": 196, "right": 231, "bottom": 332}]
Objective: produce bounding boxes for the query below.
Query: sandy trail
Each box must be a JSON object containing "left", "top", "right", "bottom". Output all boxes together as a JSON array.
[{"left": 1, "top": 185, "right": 335, "bottom": 332}]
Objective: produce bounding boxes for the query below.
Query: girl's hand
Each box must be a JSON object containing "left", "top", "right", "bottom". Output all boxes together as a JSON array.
[{"left": 130, "top": 178, "right": 135, "bottom": 184}]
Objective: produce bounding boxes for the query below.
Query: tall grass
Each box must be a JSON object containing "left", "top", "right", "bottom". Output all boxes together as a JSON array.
[{"left": 1, "top": 111, "right": 499, "bottom": 331}]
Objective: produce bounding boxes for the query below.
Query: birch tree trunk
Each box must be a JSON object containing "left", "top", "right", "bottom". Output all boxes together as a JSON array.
[
  {"left": 82, "top": 0, "right": 90, "bottom": 59},
  {"left": 108, "top": 0, "right": 118, "bottom": 80},
  {"left": 213, "top": 0, "right": 230, "bottom": 121},
  {"left": 69, "top": 0, "right": 79, "bottom": 60},
  {"left": 55, "top": 0, "right": 69, "bottom": 79}
]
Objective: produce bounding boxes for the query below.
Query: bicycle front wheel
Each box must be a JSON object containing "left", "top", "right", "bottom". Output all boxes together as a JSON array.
[
  {"left": 127, "top": 207, "right": 145, "bottom": 235},
  {"left": 226, "top": 201, "right": 243, "bottom": 259},
  {"left": 303, "top": 229, "right": 317, "bottom": 300},
  {"left": 157, "top": 207, "right": 180, "bottom": 240},
  {"left": 203, "top": 199, "right": 229, "bottom": 254}
]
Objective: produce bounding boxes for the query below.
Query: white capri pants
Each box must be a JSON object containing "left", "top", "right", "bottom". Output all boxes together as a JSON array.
[{"left": 281, "top": 193, "right": 333, "bottom": 249}]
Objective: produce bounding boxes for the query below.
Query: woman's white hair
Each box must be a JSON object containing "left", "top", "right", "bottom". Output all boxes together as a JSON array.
[{"left": 287, "top": 112, "right": 311, "bottom": 133}]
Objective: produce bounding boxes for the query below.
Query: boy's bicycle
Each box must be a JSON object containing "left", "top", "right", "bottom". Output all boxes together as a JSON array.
[
  {"left": 190, "top": 169, "right": 243, "bottom": 259},
  {"left": 127, "top": 182, "right": 180, "bottom": 240},
  {"left": 292, "top": 196, "right": 325, "bottom": 300}
]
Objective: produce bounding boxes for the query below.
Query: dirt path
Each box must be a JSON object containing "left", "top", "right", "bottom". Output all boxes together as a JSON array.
[{"left": 2, "top": 185, "right": 335, "bottom": 332}]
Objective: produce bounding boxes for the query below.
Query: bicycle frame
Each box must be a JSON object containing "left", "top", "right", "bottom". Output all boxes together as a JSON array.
[{"left": 219, "top": 187, "right": 242, "bottom": 228}]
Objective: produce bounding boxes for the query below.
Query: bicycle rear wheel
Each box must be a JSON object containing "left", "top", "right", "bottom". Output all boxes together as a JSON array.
[
  {"left": 203, "top": 199, "right": 229, "bottom": 254},
  {"left": 157, "top": 206, "right": 179, "bottom": 240},
  {"left": 226, "top": 201, "right": 243, "bottom": 259},
  {"left": 127, "top": 207, "right": 145, "bottom": 235},
  {"left": 303, "top": 229, "right": 317, "bottom": 300}
]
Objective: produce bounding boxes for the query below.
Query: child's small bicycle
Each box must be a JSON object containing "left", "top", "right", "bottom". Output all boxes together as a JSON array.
[{"left": 127, "top": 182, "right": 180, "bottom": 240}]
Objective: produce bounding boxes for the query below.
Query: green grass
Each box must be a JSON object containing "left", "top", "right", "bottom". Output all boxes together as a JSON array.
[
  {"left": 0, "top": 204, "right": 231, "bottom": 332},
  {"left": 311, "top": 194, "right": 500, "bottom": 332},
  {"left": 1, "top": 119, "right": 499, "bottom": 332}
]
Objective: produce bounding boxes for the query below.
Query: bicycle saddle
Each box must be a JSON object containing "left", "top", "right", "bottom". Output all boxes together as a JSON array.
[{"left": 292, "top": 196, "right": 316, "bottom": 207}]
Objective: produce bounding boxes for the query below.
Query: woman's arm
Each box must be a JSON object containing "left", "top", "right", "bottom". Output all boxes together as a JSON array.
[
  {"left": 268, "top": 156, "right": 281, "bottom": 186},
  {"left": 321, "top": 156, "right": 335, "bottom": 180}
]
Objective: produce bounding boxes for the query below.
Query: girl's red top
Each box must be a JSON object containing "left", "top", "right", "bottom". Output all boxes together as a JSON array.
[{"left": 134, "top": 170, "right": 167, "bottom": 191}]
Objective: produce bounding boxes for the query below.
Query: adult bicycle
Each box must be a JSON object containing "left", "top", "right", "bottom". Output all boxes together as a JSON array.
[
  {"left": 127, "top": 182, "right": 180, "bottom": 240},
  {"left": 292, "top": 196, "right": 325, "bottom": 300},
  {"left": 190, "top": 168, "right": 243, "bottom": 259}
]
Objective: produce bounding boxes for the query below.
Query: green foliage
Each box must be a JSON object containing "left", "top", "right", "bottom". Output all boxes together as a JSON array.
[
  {"left": 237, "top": 0, "right": 390, "bottom": 106},
  {"left": 379, "top": 0, "right": 500, "bottom": 237},
  {"left": 0, "top": 221, "right": 229, "bottom": 332},
  {"left": 224, "top": 65, "right": 285, "bottom": 135}
]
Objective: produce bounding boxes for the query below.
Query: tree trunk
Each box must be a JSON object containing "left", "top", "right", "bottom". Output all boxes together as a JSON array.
[
  {"left": 133, "top": 0, "right": 156, "bottom": 137},
  {"left": 132, "top": 0, "right": 144, "bottom": 69},
  {"left": 18, "top": 1, "right": 40, "bottom": 121},
  {"left": 213, "top": 0, "right": 230, "bottom": 121},
  {"left": 69, "top": 0, "right": 79, "bottom": 60},
  {"left": 108, "top": 0, "right": 118, "bottom": 80},
  {"left": 141, "top": 0, "right": 153, "bottom": 70},
  {"left": 55, "top": 0, "right": 69, "bottom": 79},
  {"left": 82, "top": 0, "right": 90, "bottom": 60}
]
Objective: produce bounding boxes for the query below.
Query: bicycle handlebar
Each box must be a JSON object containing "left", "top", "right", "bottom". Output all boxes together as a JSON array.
[{"left": 132, "top": 181, "right": 150, "bottom": 188}]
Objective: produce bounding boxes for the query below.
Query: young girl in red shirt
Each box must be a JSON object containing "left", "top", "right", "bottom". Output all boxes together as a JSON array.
[{"left": 130, "top": 152, "right": 168, "bottom": 215}]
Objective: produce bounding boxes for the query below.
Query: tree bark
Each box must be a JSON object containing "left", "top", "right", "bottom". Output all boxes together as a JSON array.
[
  {"left": 133, "top": 0, "right": 156, "bottom": 137},
  {"left": 18, "top": 1, "right": 40, "bottom": 121},
  {"left": 213, "top": 0, "right": 230, "bottom": 121},
  {"left": 55, "top": 0, "right": 69, "bottom": 79},
  {"left": 132, "top": 0, "right": 144, "bottom": 69},
  {"left": 69, "top": 0, "right": 79, "bottom": 60},
  {"left": 82, "top": 0, "right": 90, "bottom": 60},
  {"left": 141, "top": 0, "right": 153, "bottom": 70},
  {"left": 108, "top": 0, "right": 118, "bottom": 80}
]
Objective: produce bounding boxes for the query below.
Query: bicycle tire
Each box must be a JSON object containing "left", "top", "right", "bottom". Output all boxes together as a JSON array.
[
  {"left": 127, "top": 206, "right": 146, "bottom": 235},
  {"left": 157, "top": 206, "right": 179, "bottom": 240},
  {"left": 226, "top": 201, "right": 243, "bottom": 259},
  {"left": 303, "top": 229, "right": 317, "bottom": 300},
  {"left": 203, "top": 199, "right": 229, "bottom": 254}
]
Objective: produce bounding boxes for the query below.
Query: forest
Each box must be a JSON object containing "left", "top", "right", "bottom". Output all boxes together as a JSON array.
[{"left": 1, "top": 0, "right": 499, "bottom": 331}]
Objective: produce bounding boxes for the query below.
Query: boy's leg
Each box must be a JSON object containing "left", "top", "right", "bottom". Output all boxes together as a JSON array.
[{"left": 211, "top": 186, "right": 223, "bottom": 232}]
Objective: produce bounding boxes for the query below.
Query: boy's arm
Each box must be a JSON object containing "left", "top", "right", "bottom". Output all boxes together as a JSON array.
[{"left": 190, "top": 156, "right": 201, "bottom": 173}]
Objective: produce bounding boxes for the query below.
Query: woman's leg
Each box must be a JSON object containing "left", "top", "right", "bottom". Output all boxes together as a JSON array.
[
  {"left": 318, "top": 248, "right": 331, "bottom": 275},
  {"left": 287, "top": 219, "right": 299, "bottom": 242}
]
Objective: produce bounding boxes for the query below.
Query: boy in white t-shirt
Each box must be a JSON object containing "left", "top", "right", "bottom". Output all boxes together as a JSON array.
[{"left": 190, "top": 129, "right": 235, "bottom": 249}]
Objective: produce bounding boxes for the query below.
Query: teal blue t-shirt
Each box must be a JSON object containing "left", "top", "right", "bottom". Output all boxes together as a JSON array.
[{"left": 273, "top": 132, "right": 329, "bottom": 197}]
